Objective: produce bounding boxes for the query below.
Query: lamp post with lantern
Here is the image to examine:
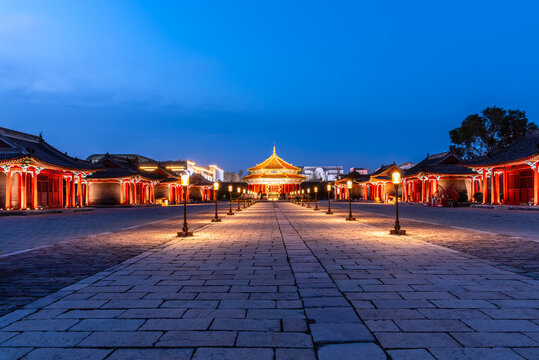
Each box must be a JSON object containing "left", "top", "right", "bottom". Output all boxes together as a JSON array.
[
  {"left": 326, "top": 184, "right": 333, "bottom": 214},
  {"left": 345, "top": 180, "right": 356, "bottom": 221},
  {"left": 390, "top": 171, "right": 406, "bottom": 235},
  {"left": 227, "top": 185, "right": 234, "bottom": 215},
  {"left": 236, "top": 187, "right": 242, "bottom": 211},
  {"left": 314, "top": 186, "right": 319, "bottom": 210},
  {"left": 177, "top": 172, "right": 193, "bottom": 237},
  {"left": 307, "top": 188, "right": 311, "bottom": 208},
  {"left": 211, "top": 182, "right": 221, "bottom": 222},
  {"left": 301, "top": 189, "right": 305, "bottom": 206},
  {"left": 242, "top": 189, "right": 246, "bottom": 208}
]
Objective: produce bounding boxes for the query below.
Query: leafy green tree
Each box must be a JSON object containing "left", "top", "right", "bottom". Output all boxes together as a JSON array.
[{"left": 449, "top": 106, "right": 537, "bottom": 158}]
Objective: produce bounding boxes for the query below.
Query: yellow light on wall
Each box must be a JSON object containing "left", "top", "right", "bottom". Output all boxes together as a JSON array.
[
  {"left": 237, "top": 187, "right": 241, "bottom": 193},
  {"left": 314, "top": 186, "right": 318, "bottom": 193},
  {"left": 181, "top": 173, "right": 190, "bottom": 186},
  {"left": 228, "top": 185, "right": 233, "bottom": 192},
  {"left": 392, "top": 171, "right": 401, "bottom": 184},
  {"left": 307, "top": 188, "right": 310, "bottom": 194},
  {"left": 243, "top": 189, "right": 246, "bottom": 194},
  {"left": 327, "top": 184, "right": 332, "bottom": 191},
  {"left": 301, "top": 189, "right": 304, "bottom": 194},
  {"left": 347, "top": 180, "right": 353, "bottom": 189},
  {"left": 213, "top": 182, "right": 219, "bottom": 190}
]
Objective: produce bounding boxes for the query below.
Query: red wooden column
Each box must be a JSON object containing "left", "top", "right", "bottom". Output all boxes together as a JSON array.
[
  {"left": 70, "top": 173, "right": 75, "bottom": 207},
  {"left": 32, "top": 170, "right": 38, "bottom": 209},
  {"left": 490, "top": 169, "right": 498, "bottom": 204},
  {"left": 533, "top": 163, "right": 539, "bottom": 206},
  {"left": 19, "top": 172, "right": 26, "bottom": 210},
  {"left": 59, "top": 176, "right": 64, "bottom": 207},
  {"left": 481, "top": 169, "right": 488, "bottom": 204},
  {"left": 5, "top": 167, "right": 12, "bottom": 209},
  {"left": 77, "top": 174, "right": 83, "bottom": 207},
  {"left": 65, "top": 176, "right": 71, "bottom": 207},
  {"left": 421, "top": 179, "right": 426, "bottom": 202}
]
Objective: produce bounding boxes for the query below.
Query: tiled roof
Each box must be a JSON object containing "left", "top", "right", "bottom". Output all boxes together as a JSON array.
[
  {"left": 247, "top": 147, "right": 301, "bottom": 171},
  {"left": 0, "top": 127, "right": 99, "bottom": 171},
  {"left": 463, "top": 130, "right": 539, "bottom": 167},
  {"left": 404, "top": 152, "right": 473, "bottom": 177}
]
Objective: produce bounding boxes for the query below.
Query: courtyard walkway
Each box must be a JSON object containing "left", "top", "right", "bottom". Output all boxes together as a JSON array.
[{"left": 0, "top": 202, "right": 537, "bottom": 359}]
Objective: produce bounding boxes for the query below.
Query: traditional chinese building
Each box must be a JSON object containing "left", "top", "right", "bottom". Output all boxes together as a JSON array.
[
  {"left": 86, "top": 154, "right": 218, "bottom": 205},
  {"left": 86, "top": 154, "right": 167, "bottom": 206},
  {"left": 335, "top": 164, "right": 400, "bottom": 202},
  {"left": 463, "top": 130, "right": 539, "bottom": 206},
  {"left": 243, "top": 147, "right": 306, "bottom": 200},
  {"left": 402, "top": 152, "right": 474, "bottom": 205},
  {"left": 0, "top": 127, "right": 99, "bottom": 210}
]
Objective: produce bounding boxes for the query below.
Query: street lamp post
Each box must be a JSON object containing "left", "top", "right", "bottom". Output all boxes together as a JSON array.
[
  {"left": 314, "top": 186, "right": 319, "bottom": 210},
  {"left": 236, "top": 187, "right": 242, "bottom": 211},
  {"left": 301, "top": 189, "right": 305, "bottom": 206},
  {"left": 345, "top": 180, "right": 356, "bottom": 221},
  {"left": 307, "top": 188, "right": 311, "bottom": 208},
  {"left": 326, "top": 184, "right": 333, "bottom": 214},
  {"left": 390, "top": 171, "right": 406, "bottom": 235},
  {"left": 212, "top": 182, "right": 221, "bottom": 222},
  {"left": 227, "top": 185, "right": 234, "bottom": 215},
  {"left": 242, "top": 189, "right": 246, "bottom": 208},
  {"left": 177, "top": 172, "right": 193, "bottom": 237}
]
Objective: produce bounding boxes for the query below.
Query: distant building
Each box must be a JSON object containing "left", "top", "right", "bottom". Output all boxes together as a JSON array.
[
  {"left": 349, "top": 167, "right": 369, "bottom": 175},
  {"left": 398, "top": 162, "right": 416, "bottom": 170},
  {"left": 301, "top": 166, "right": 344, "bottom": 181}
]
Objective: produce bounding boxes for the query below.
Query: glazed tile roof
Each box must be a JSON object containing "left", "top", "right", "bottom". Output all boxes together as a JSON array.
[
  {"left": 0, "top": 127, "right": 99, "bottom": 171},
  {"left": 463, "top": 130, "right": 539, "bottom": 167},
  {"left": 404, "top": 152, "right": 474, "bottom": 177},
  {"left": 247, "top": 147, "right": 301, "bottom": 171},
  {"left": 86, "top": 153, "right": 168, "bottom": 181}
]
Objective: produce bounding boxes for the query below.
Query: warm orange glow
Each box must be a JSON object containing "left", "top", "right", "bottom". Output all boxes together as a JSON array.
[
  {"left": 347, "top": 180, "right": 352, "bottom": 189},
  {"left": 237, "top": 187, "right": 241, "bottom": 193},
  {"left": 181, "top": 173, "right": 190, "bottom": 186},
  {"left": 314, "top": 186, "right": 318, "bottom": 193},
  {"left": 392, "top": 171, "right": 401, "bottom": 184},
  {"left": 228, "top": 185, "right": 233, "bottom": 192},
  {"left": 213, "top": 182, "right": 220, "bottom": 190},
  {"left": 307, "top": 188, "right": 310, "bottom": 193},
  {"left": 327, "top": 184, "right": 332, "bottom": 191}
]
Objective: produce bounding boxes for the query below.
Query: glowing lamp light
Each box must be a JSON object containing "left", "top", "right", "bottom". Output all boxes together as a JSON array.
[
  {"left": 243, "top": 189, "right": 246, "bottom": 194},
  {"left": 301, "top": 189, "right": 305, "bottom": 194},
  {"left": 237, "top": 187, "right": 241, "bottom": 193},
  {"left": 181, "top": 173, "right": 190, "bottom": 187},
  {"left": 228, "top": 185, "right": 233, "bottom": 192},
  {"left": 327, "top": 184, "right": 332, "bottom": 192},
  {"left": 347, "top": 180, "right": 353, "bottom": 189},
  {"left": 392, "top": 171, "right": 401, "bottom": 184},
  {"left": 307, "top": 188, "right": 310, "bottom": 194},
  {"left": 213, "top": 182, "right": 220, "bottom": 190},
  {"left": 314, "top": 186, "right": 318, "bottom": 193}
]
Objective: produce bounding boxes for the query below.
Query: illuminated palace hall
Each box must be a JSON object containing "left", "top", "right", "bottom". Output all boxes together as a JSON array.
[{"left": 243, "top": 147, "right": 306, "bottom": 200}]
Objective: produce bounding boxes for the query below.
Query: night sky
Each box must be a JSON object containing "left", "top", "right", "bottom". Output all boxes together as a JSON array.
[{"left": 1, "top": 1, "right": 538, "bottom": 173}]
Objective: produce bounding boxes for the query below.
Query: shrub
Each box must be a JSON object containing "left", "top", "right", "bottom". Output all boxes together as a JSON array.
[{"left": 458, "top": 190, "right": 468, "bottom": 203}]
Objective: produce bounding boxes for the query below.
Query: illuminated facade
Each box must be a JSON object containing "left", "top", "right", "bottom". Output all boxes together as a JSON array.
[
  {"left": 0, "top": 127, "right": 99, "bottom": 210},
  {"left": 243, "top": 147, "right": 306, "bottom": 200},
  {"left": 464, "top": 130, "right": 539, "bottom": 206}
]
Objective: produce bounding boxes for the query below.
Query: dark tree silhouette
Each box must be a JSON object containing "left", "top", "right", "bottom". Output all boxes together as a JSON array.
[{"left": 449, "top": 106, "right": 537, "bottom": 159}]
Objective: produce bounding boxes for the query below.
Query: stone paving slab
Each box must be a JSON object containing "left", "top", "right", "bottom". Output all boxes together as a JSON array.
[
  {"left": 0, "top": 202, "right": 537, "bottom": 359},
  {"left": 0, "top": 205, "right": 227, "bottom": 316}
]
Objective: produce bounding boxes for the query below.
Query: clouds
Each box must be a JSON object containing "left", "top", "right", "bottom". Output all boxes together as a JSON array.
[{"left": 0, "top": 7, "right": 248, "bottom": 110}]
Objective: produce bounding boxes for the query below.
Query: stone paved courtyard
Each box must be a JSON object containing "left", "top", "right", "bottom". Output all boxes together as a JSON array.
[{"left": 0, "top": 202, "right": 538, "bottom": 359}]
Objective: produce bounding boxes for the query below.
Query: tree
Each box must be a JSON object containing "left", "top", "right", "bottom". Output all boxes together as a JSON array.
[
  {"left": 449, "top": 106, "right": 537, "bottom": 159},
  {"left": 224, "top": 171, "right": 240, "bottom": 182}
]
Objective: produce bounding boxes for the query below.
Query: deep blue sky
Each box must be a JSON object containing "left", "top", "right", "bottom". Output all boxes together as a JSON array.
[{"left": 1, "top": 1, "right": 538, "bottom": 172}]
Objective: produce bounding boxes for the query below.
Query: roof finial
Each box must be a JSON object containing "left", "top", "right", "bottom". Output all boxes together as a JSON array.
[{"left": 273, "top": 142, "right": 276, "bottom": 154}]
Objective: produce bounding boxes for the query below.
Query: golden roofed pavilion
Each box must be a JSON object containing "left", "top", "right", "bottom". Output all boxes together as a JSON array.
[{"left": 243, "top": 146, "right": 306, "bottom": 200}]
